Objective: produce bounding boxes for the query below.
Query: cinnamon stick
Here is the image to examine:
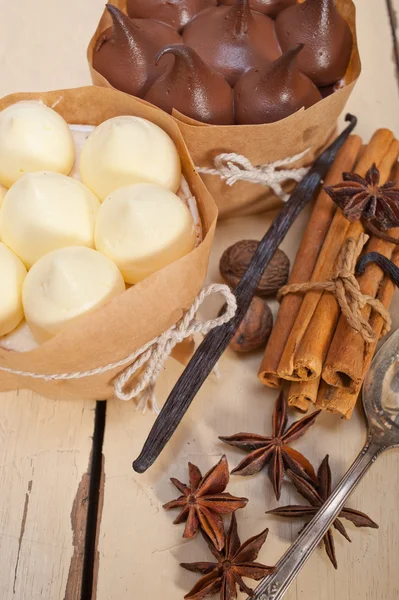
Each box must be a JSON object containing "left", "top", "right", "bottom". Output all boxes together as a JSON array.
[
  {"left": 288, "top": 378, "right": 320, "bottom": 411},
  {"left": 322, "top": 160, "right": 399, "bottom": 392},
  {"left": 363, "top": 247, "right": 399, "bottom": 365},
  {"left": 277, "top": 130, "right": 396, "bottom": 382},
  {"left": 292, "top": 138, "right": 399, "bottom": 382},
  {"left": 258, "top": 136, "right": 363, "bottom": 391},
  {"left": 290, "top": 221, "right": 366, "bottom": 381},
  {"left": 316, "top": 380, "right": 359, "bottom": 419},
  {"left": 317, "top": 247, "right": 399, "bottom": 418},
  {"left": 322, "top": 228, "right": 398, "bottom": 388}
]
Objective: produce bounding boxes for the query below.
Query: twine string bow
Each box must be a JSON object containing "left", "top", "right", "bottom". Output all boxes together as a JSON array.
[
  {"left": 278, "top": 234, "right": 392, "bottom": 343},
  {"left": 0, "top": 284, "right": 237, "bottom": 414},
  {"left": 115, "top": 283, "right": 237, "bottom": 412},
  {"left": 196, "top": 149, "right": 310, "bottom": 202}
]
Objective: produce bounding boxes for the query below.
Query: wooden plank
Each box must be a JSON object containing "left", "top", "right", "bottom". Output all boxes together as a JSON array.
[
  {"left": 0, "top": 391, "right": 96, "bottom": 598},
  {"left": 0, "top": 0, "right": 398, "bottom": 597},
  {"left": 97, "top": 1, "right": 399, "bottom": 599},
  {"left": 0, "top": 0, "right": 106, "bottom": 597},
  {"left": 97, "top": 222, "right": 399, "bottom": 600}
]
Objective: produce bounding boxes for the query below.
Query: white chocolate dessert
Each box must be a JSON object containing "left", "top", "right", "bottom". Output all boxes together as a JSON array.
[
  {"left": 0, "top": 171, "right": 101, "bottom": 268},
  {"left": 95, "top": 183, "right": 196, "bottom": 284},
  {"left": 0, "top": 101, "right": 75, "bottom": 187},
  {"left": 22, "top": 246, "right": 126, "bottom": 343},
  {"left": 80, "top": 116, "right": 182, "bottom": 200},
  {"left": 0, "top": 243, "right": 27, "bottom": 336},
  {"left": 0, "top": 106, "right": 201, "bottom": 351}
]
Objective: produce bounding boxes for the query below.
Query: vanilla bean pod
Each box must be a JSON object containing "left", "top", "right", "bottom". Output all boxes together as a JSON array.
[
  {"left": 357, "top": 252, "right": 399, "bottom": 287},
  {"left": 133, "top": 114, "right": 358, "bottom": 474}
]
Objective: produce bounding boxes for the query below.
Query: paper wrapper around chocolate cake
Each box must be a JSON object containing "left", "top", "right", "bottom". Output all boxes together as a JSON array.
[
  {"left": 88, "top": 0, "right": 360, "bottom": 218},
  {"left": 0, "top": 86, "right": 217, "bottom": 402}
]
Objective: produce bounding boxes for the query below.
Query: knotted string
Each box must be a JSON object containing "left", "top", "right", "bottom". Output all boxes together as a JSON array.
[
  {"left": 197, "top": 149, "right": 310, "bottom": 202},
  {"left": 114, "top": 283, "right": 237, "bottom": 412},
  {"left": 0, "top": 284, "right": 237, "bottom": 414},
  {"left": 278, "top": 234, "right": 392, "bottom": 343}
]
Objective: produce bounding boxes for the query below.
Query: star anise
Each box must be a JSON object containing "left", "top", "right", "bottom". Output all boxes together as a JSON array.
[
  {"left": 267, "top": 455, "right": 378, "bottom": 569},
  {"left": 180, "top": 513, "right": 274, "bottom": 600},
  {"left": 220, "top": 392, "right": 320, "bottom": 500},
  {"left": 324, "top": 163, "right": 399, "bottom": 236},
  {"left": 163, "top": 455, "right": 248, "bottom": 551}
]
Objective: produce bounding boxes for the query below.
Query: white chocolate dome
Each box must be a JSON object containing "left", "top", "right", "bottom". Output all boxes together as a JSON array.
[
  {"left": 95, "top": 183, "right": 196, "bottom": 284},
  {"left": 0, "top": 171, "right": 101, "bottom": 268},
  {"left": 22, "top": 246, "right": 126, "bottom": 343},
  {"left": 80, "top": 116, "right": 181, "bottom": 201},
  {"left": 0, "top": 242, "right": 27, "bottom": 336},
  {"left": 0, "top": 101, "right": 75, "bottom": 187}
]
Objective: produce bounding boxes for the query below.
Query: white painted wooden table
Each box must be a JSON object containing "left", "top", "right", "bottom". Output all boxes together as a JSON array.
[{"left": 0, "top": 1, "right": 398, "bottom": 598}]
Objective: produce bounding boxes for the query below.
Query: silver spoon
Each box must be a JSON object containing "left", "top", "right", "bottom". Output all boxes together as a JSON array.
[{"left": 252, "top": 327, "right": 399, "bottom": 600}]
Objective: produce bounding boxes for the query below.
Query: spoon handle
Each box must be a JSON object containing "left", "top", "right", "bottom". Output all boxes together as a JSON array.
[{"left": 253, "top": 436, "right": 384, "bottom": 600}]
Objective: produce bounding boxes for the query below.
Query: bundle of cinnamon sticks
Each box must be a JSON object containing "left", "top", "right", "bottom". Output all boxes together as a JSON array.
[{"left": 259, "top": 130, "right": 399, "bottom": 418}]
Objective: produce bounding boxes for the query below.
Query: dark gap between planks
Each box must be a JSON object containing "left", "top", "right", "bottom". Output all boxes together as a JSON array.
[
  {"left": 80, "top": 401, "right": 107, "bottom": 600},
  {"left": 386, "top": 0, "right": 399, "bottom": 88}
]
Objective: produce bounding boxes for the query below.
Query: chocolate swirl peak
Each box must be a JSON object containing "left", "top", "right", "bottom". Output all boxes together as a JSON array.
[
  {"left": 219, "top": 0, "right": 296, "bottom": 18},
  {"left": 183, "top": 0, "right": 282, "bottom": 85},
  {"left": 144, "top": 45, "right": 234, "bottom": 125},
  {"left": 275, "top": 0, "right": 353, "bottom": 86},
  {"left": 126, "top": 0, "right": 217, "bottom": 32},
  {"left": 234, "top": 44, "right": 323, "bottom": 124},
  {"left": 93, "top": 4, "right": 181, "bottom": 97}
]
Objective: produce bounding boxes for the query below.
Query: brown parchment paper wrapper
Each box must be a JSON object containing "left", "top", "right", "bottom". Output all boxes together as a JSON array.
[
  {"left": 88, "top": 0, "right": 361, "bottom": 218},
  {"left": 0, "top": 86, "right": 217, "bottom": 401}
]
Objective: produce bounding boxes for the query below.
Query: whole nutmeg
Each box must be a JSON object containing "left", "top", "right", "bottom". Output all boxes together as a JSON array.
[
  {"left": 220, "top": 240, "right": 290, "bottom": 296},
  {"left": 230, "top": 297, "right": 273, "bottom": 353}
]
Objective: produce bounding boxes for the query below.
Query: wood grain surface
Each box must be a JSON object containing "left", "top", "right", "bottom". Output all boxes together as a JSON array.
[
  {"left": 0, "top": 391, "right": 96, "bottom": 598},
  {"left": 0, "top": 1, "right": 399, "bottom": 599}
]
